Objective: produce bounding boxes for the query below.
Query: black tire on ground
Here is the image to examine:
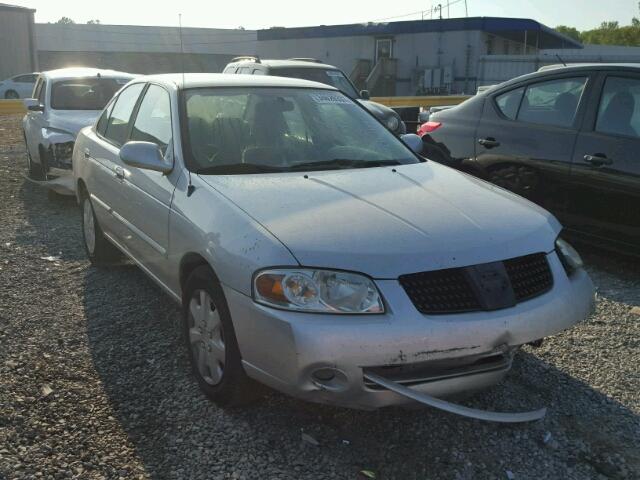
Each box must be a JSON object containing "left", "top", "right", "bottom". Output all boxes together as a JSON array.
[
  {"left": 488, "top": 164, "right": 539, "bottom": 199},
  {"left": 4, "top": 90, "right": 19, "bottom": 99},
  {"left": 79, "top": 190, "right": 122, "bottom": 266},
  {"left": 182, "top": 265, "right": 264, "bottom": 408},
  {"left": 24, "top": 135, "right": 45, "bottom": 180}
]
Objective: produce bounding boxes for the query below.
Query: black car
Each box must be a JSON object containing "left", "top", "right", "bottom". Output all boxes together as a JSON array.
[
  {"left": 223, "top": 57, "right": 406, "bottom": 136},
  {"left": 419, "top": 64, "right": 640, "bottom": 256}
]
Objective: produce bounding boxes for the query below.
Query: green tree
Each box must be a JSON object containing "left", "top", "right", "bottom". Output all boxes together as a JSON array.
[
  {"left": 554, "top": 25, "right": 581, "bottom": 42},
  {"left": 87, "top": 19, "right": 101, "bottom": 24},
  {"left": 55, "top": 16, "right": 75, "bottom": 24}
]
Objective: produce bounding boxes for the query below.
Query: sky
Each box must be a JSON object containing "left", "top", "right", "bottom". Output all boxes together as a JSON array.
[{"left": 8, "top": 0, "right": 639, "bottom": 31}]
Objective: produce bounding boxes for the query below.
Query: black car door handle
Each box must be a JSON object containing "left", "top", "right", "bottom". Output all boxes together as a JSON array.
[
  {"left": 583, "top": 154, "right": 613, "bottom": 166},
  {"left": 478, "top": 138, "right": 500, "bottom": 148}
]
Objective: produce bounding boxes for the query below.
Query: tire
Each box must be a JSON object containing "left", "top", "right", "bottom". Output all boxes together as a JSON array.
[
  {"left": 24, "top": 134, "right": 45, "bottom": 180},
  {"left": 182, "top": 266, "right": 263, "bottom": 407},
  {"left": 80, "top": 191, "right": 122, "bottom": 266},
  {"left": 488, "top": 165, "right": 539, "bottom": 199},
  {"left": 4, "top": 90, "right": 19, "bottom": 99}
]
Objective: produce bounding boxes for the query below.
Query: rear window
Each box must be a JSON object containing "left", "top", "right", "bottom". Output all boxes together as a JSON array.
[
  {"left": 50, "top": 77, "right": 130, "bottom": 110},
  {"left": 273, "top": 68, "right": 360, "bottom": 98}
]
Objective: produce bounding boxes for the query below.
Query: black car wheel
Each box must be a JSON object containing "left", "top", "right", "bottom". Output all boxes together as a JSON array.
[
  {"left": 80, "top": 190, "right": 122, "bottom": 266},
  {"left": 182, "top": 265, "right": 263, "bottom": 407}
]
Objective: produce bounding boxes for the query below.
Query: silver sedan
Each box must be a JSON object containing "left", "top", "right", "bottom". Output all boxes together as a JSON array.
[{"left": 73, "top": 74, "right": 594, "bottom": 421}]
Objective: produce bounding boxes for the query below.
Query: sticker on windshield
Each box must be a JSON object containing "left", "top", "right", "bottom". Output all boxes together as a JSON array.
[
  {"left": 325, "top": 70, "right": 343, "bottom": 77},
  {"left": 310, "top": 93, "right": 352, "bottom": 105}
]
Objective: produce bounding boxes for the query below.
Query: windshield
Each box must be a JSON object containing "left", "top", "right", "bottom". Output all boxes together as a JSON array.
[
  {"left": 51, "top": 77, "right": 130, "bottom": 110},
  {"left": 183, "top": 87, "right": 417, "bottom": 174},
  {"left": 272, "top": 68, "right": 360, "bottom": 98}
]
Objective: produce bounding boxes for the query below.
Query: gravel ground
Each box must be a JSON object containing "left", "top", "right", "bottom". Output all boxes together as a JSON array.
[{"left": 0, "top": 114, "right": 638, "bottom": 480}]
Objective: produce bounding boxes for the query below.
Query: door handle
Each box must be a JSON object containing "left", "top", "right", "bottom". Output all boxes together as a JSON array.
[
  {"left": 478, "top": 137, "right": 500, "bottom": 148},
  {"left": 114, "top": 166, "right": 125, "bottom": 179},
  {"left": 583, "top": 154, "right": 612, "bottom": 166},
  {"left": 84, "top": 148, "right": 91, "bottom": 159}
]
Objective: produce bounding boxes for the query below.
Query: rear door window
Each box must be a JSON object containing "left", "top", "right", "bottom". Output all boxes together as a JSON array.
[
  {"left": 517, "top": 77, "right": 587, "bottom": 128},
  {"left": 495, "top": 87, "right": 525, "bottom": 120},
  {"left": 595, "top": 76, "right": 640, "bottom": 139},
  {"left": 104, "top": 83, "right": 145, "bottom": 146}
]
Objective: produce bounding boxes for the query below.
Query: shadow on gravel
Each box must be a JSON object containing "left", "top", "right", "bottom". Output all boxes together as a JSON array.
[
  {"left": 80, "top": 260, "right": 640, "bottom": 479},
  {"left": 14, "top": 178, "right": 84, "bottom": 262}
]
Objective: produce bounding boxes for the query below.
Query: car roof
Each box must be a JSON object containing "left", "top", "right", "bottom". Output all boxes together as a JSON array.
[
  {"left": 40, "top": 68, "right": 136, "bottom": 81},
  {"left": 538, "top": 62, "right": 640, "bottom": 72},
  {"left": 230, "top": 58, "right": 339, "bottom": 70},
  {"left": 492, "top": 63, "right": 640, "bottom": 92},
  {"left": 136, "top": 73, "right": 338, "bottom": 91}
]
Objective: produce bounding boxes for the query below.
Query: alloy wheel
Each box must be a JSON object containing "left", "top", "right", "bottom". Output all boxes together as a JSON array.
[{"left": 188, "top": 290, "right": 225, "bottom": 385}]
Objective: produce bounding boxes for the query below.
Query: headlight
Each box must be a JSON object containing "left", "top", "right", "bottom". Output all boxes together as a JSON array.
[
  {"left": 555, "top": 238, "right": 583, "bottom": 274},
  {"left": 385, "top": 115, "right": 400, "bottom": 132},
  {"left": 253, "top": 268, "right": 384, "bottom": 314},
  {"left": 53, "top": 141, "right": 74, "bottom": 162}
]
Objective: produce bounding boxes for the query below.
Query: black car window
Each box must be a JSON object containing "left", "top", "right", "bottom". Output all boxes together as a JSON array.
[
  {"left": 32, "top": 78, "right": 43, "bottom": 101},
  {"left": 595, "top": 76, "right": 640, "bottom": 139},
  {"left": 495, "top": 87, "right": 525, "bottom": 120},
  {"left": 517, "top": 77, "right": 587, "bottom": 128},
  {"left": 96, "top": 100, "right": 115, "bottom": 136},
  {"left": 14, "top": 74, "right": 35, "bottom": 83},
  {"left": 37, "top": 80, "right": 46, "bottom": 104},
  {"left": 104, "top": 83, "right": 145, "bottom": 146},
  {"left": 130, "top": 84, "right": 172, "bottom": 155}
]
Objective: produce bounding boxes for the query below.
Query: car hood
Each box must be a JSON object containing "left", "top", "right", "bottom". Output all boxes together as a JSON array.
[
  {"left": 357, "top": 99, "right": 401, "bottom": 121},
  {"left": 47, "top": 110, "right": 101, "bottom": 136},
  {"left": 200, "top": 163, "right": 561, "bottom": 278}
]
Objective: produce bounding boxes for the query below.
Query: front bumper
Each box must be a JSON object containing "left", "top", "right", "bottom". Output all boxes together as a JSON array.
[
  {"left": 24, "top": 167, "right": 75, "bottom": 195},
  {"left": 224, "top": 252, "right": 594, "bottom": 409}
]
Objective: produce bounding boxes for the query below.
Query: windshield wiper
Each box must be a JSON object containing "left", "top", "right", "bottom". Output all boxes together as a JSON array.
[
  {"left": 194, "top": 163, "right": 285, "bottom": 175},
  {"left": 288, "top": 159, "right": 401, "bottom": 171}
]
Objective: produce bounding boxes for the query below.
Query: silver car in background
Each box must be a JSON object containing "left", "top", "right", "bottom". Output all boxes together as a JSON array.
[
  {"left": 73, "top": 74, "right": 594, "bottom": 420},
  {"left": 23, "top": 68, "right": 135, "bottom": 196},
  {"left": 0, "top": 72, "right": 38, "bottom": 99}
]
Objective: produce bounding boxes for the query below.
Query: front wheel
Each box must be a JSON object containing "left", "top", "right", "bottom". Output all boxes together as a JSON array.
[
  {"left": 182, "top": 266, "right": 263, "bottom": 407},
  {"left": 24, "top": 135, "right": 45, "bottom": 180},
  {"left": 81, "top": 193, "right": 122, "bottom": 266}
]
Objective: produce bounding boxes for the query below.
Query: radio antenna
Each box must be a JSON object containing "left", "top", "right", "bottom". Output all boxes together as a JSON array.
[{"left": 179, "top": 14, "right": 196, "bottom": 197}]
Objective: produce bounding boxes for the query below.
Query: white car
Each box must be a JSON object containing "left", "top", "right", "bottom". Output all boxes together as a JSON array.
[
  {"left": 73, "top": 74, "right": 594, "bottom": 421},
  {"left": 23, "top": 68, "right": 135, "bottom": 195},
  {"left": 0, "top": 73, "right": 38, "bottom": 99}
]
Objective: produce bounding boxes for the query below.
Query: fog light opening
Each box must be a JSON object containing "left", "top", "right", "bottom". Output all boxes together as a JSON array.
[{"left": 311, "top": 368, "right": 348, "bottom": 391}]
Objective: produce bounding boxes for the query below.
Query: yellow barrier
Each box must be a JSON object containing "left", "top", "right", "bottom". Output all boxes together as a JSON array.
[
  {"left": 371, "top": 95, "right": 471, "bottom": 108},
  {"left": 0, "top": 100, "right": 26, "bottom": 115}
]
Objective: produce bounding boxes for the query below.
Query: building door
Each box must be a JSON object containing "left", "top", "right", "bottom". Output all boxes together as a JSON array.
[{"left": 375, "top": 38, "right": 393, "bottom": 62}]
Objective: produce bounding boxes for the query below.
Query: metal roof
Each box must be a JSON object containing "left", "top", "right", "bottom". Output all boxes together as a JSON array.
[
  {"left": 258, "top": 17, "right": 583, "bottom": 49},
  {"left": 0, "top": 3, "right": 35, "bottom": 11}
]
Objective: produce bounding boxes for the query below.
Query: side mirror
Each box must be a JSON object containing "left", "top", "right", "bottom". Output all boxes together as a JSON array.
[
  {"left": 401, "top": 133, "right": 424, "bottom": 155},
  {"left": 24, "top": 98, "right": 44, "bottom": 112},
  {"left": 120, "top": 141, "right": 172, "bottom": 174},
  {"left": 360, "top": 89, "right": 370, "bottom": 100}
]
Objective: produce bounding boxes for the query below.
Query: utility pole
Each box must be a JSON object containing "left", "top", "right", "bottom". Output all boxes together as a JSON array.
[
  {"left": 436, "top": 3, "right": 442, "bottom": 19},
  {"left": 447, "top": 0, "right": 450, "bottom": 18},
  {"left": 465, "top": 0, "right": 468, "bottom": 17}
]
